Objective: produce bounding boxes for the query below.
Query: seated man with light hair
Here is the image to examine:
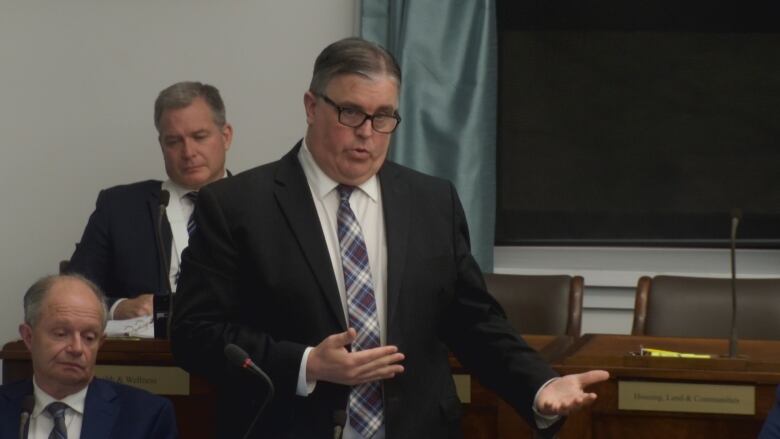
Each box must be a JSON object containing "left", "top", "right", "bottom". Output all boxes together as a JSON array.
[{"left": 0, "top": 274, "right": 178, "bottom": 438}]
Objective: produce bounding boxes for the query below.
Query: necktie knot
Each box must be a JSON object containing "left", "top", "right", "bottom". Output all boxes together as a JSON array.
[
  {"left": 46, "top": 402, "right": 68, "bottom": 418},
  {"left": 46, "top": 402, "right": 69, "bottom": 439},
  {"left": 185, "top": 191, "right": 198, "bottom": 204},
  {"left": 337, "top": 184, "right": 355, "bottom": 202}
]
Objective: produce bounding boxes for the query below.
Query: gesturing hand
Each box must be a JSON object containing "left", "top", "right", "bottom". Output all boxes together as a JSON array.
[
  {"left": 536, "top": 370, "right": 610, "bottom": 416},
  {"left": 306, "top": 328, "right": 405, "bottom": 386}
]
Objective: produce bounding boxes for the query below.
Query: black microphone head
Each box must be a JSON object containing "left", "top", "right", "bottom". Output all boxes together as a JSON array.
[
  {"left": 21, "top": 395, "right": 35, "bottom": 413},
  {"left": 159, "top": 189, "right": 171, "bottom": 207},
  {"left": 332, "top": 409, "right": 347, "bottom": 427},
  {"left": 731, "top": 208, "right": 742, "bottom": 221},
  {"left": 224, "top": 343, "right": 250, "bottom": 367}
]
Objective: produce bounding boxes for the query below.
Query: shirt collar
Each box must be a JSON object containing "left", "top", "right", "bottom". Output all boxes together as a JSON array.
[
  {"left": 163, "top": 171, "right": 228, "bottom": 200},
  {"left": 32, "top": 375, "right": 88, "bottom": 418},
  {"left": 298, "top": 138, "right": 379, "bottom": 203}
]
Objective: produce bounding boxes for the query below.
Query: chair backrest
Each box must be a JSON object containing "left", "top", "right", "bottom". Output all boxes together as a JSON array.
[
  {"left": 483, "top": 273, "right": 583, "bottom": 337},
  {"left": 59, "top": 259, "right": 69, "bottom": 274},
  {"left": 632, "top": 275, "right": 780, "bottom": 339}
]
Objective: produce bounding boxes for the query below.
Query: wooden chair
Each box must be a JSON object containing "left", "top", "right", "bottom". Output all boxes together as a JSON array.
[
  {"left": 483, "top": 273, "right": 584, "bottom": 337},
  {"left": 632, "top": 275, "right": 780, "bottom": 339}
]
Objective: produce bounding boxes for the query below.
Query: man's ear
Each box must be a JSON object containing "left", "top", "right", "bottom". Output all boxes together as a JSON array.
[
  {"left": 19, "top": 323, "right": 33, "bottom": 351},
  {"left": 221, "top": 123, "right": 234, "bottom": 151},
  {"left": 304, "top": 91, "right": 318, "bottom": 125}
]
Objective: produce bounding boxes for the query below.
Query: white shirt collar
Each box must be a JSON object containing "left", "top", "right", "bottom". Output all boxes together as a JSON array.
[
  {"left": 298, "top": 139, "right": 379, "bottom": 203},
  {"left": 31, "top": 375, "right": 88, "bottom": 418},
  {"left": 162, "top": 171, "right": 228, "bottom": 200}
]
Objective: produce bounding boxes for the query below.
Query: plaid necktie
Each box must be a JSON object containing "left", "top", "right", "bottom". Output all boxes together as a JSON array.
[
  {"left": 336, "top": 185, "right": 383, "bottom": 438},
  {"left": 185, "top": 191, "right": 198, "bottom": 236},
  {"left": 46, "top": 402, "right": 68, "bottom": 439}
]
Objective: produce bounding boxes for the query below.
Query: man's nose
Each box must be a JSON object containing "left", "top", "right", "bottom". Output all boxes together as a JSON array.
[
  {"left": 66, "top": 335, "right": 84, "bottom": 354},
  {"left": 355, "top": 118, "right": 375, "bottom": 138},
  {"left": 181, "top": 138, "right": 198, "bottom": 157}
]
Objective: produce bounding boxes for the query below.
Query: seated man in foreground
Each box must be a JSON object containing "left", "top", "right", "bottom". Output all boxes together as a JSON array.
[{"left": 0, "top": 274, "right": 178, "bottom": 438}]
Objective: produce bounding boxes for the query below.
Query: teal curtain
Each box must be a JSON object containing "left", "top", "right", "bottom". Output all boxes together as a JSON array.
[{"left": 361, "top": 0, "right": 497, "bottom": 271}]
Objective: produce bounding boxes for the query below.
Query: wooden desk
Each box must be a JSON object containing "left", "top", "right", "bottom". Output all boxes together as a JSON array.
[
  {"left": 2, "top": 335, "right": 570, "bottom": 439},
  {"left": 1, "top": 339, "right": 216, "bottom": 439},
  {"left": 554, "top": 334, "right": 780, "bottom": 439}
]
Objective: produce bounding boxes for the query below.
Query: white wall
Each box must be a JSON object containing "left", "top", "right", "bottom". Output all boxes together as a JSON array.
[{"left": 0, "top": 1, "right": 358, "bottom": 375}]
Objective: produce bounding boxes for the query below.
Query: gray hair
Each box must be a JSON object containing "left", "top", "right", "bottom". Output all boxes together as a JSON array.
[
  {"left": 309, "top": 37, "right": 402, "bottom": 96},
  {"left": 154, "top": 81, "right": 226, "bottom": 132},
  {"left": 24, "top": 274, "right": 109, "bottom": 329}
]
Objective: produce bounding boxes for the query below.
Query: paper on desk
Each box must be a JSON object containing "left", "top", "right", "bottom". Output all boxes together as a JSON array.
[{"left": 105, "top": 315, "right": 154, "bottom": 338}]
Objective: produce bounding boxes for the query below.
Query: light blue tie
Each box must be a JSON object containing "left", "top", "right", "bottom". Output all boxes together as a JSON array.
[
  {"left": 46, "top": 402, "right": 68, "bottom": 439},
  {"left": 336, "top": 185, "right": 383, "bottom": 438}
]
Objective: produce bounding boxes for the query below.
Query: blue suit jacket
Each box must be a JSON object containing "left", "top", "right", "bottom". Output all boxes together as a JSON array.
[
  {"left": 0, "top": 378, "right": 178, "bottom": 438},
  {"left": 68, "top": 180, "right": 171, "bottom": 306},
  {"left": 760, "top": 385, "right": 780, "bottom": 438}
]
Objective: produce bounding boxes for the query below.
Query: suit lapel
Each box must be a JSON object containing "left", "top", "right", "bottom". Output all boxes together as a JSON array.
[
  {"left": 273, "top": 144, "right": 347, "bottom": 330},
  {"left": 0, "top": 380, "right": 32, "bottom": 439},
  {"left": 81, "top": 379, "right": 119, "bottom": 438},
  {"left": 378, "top": 162, "right": 410, "bottom": 336}
]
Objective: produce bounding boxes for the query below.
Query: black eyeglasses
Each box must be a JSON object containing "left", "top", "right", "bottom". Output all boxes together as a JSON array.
[{"left": 318, "top": 94, "right": 401, "bottom": 134}]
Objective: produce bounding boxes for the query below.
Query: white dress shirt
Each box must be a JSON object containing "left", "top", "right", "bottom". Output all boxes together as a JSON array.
[
  {"left": 27, "top": 377, "right": 87, "bottom": 439},
  {"left": 296, "top": 141, "right": 387, "bottom": 439}
]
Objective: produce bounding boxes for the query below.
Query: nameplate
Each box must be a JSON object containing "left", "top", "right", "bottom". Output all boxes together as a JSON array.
[
  {"left": 453, "top": 374, "right": 471, "bottom": 403},
  {"left": 95, "top": 365, "right": 190, "bottom": 395},
  {"left": 619, "top": 381, "right": 754, "bottom": 415}
]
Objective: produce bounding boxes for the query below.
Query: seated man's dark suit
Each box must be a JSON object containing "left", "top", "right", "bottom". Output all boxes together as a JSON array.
[
  {"left": 171, "top": 143, "right": 560, "bottom": 438},
  {"left": 68, "top": 180, "right": 171, "bottom": 306},
  {"left": 0, "top": 378, "right": 178, "bottom": 438}
]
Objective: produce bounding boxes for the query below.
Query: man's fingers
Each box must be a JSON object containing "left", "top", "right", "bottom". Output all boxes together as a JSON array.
[
  {"left": 350, "top": 345, "right": 400, "bottom": 364},
  {"left": 577, "top": 370, "right": 610, "bottom": 387},
  {"left": 351, "top": 352, "right": 405, "bottom": 378},
  {"left": 324, "top": 328, "right": 358, "bottom": 348}
]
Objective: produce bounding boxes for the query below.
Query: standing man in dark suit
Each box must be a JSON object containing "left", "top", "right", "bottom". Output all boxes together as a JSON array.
[
  {"left": 0, "top": 274, "right": 178, "bottom": 438},
  {"left": 68, "top": 81, "right": 233, "bottom": 320},
  {"left": 171, "top": 37, "right": 608, "bottom": 438}
]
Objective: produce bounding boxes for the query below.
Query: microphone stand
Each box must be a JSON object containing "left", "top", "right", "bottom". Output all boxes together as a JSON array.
[
  {"left": 153, "top": 190, "right": 173, "bottom": 339},
  {"left": 728, "top": 209, "right": 741, "bottom": 358}
]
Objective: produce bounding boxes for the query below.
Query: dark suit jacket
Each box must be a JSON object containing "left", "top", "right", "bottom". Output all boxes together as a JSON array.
[
  {"left": 171, "top": 143, "right": 559, "bottom": 438},
  {"left": 68, "top": 180, "right": 172, "bottom": 306},
  {"left": 0, "top": 378, "right": 178, "bottom": 438},
  {"left": 760, "top": 385, "right": 780, "bottom": 438}
]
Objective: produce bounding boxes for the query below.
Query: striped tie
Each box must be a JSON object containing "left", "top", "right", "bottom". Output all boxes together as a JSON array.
[
  {"left": 336, "top": 185, "right": 383, "bottom": 438},
  {"left": 46, "top": 402, "right": 68, "bottom": 439},
  {"left": 185, "top": 191, "right": 198, "bottom": 236}
]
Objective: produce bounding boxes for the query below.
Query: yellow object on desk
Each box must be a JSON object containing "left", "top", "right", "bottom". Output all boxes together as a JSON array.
[{"left": 640, "top": 347, "right": 712, "bottom": 359}]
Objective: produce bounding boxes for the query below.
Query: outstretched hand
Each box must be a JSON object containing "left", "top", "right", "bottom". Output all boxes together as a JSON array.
[
  {"left": 306, "top": 328, "right": 405, "bottom": 386},
  {"left": 536, "top": 370, "right": 610, "bottom": 416}
]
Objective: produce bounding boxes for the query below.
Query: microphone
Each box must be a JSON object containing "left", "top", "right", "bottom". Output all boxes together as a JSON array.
[
  {"left": 153, "top": 189, "right": 173, "bottom": 339},
  {"left": 332, "top": 410, "right": 346, "bottom": 439},
  {"left": 19, "top": 395, "right": 34, "bottom": 439},
  {"left": 224, "top": 344, "right": 275, "bottom": 439},
  {"left": 728, "top": 208, "right": 742, "bottom": 358}
]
